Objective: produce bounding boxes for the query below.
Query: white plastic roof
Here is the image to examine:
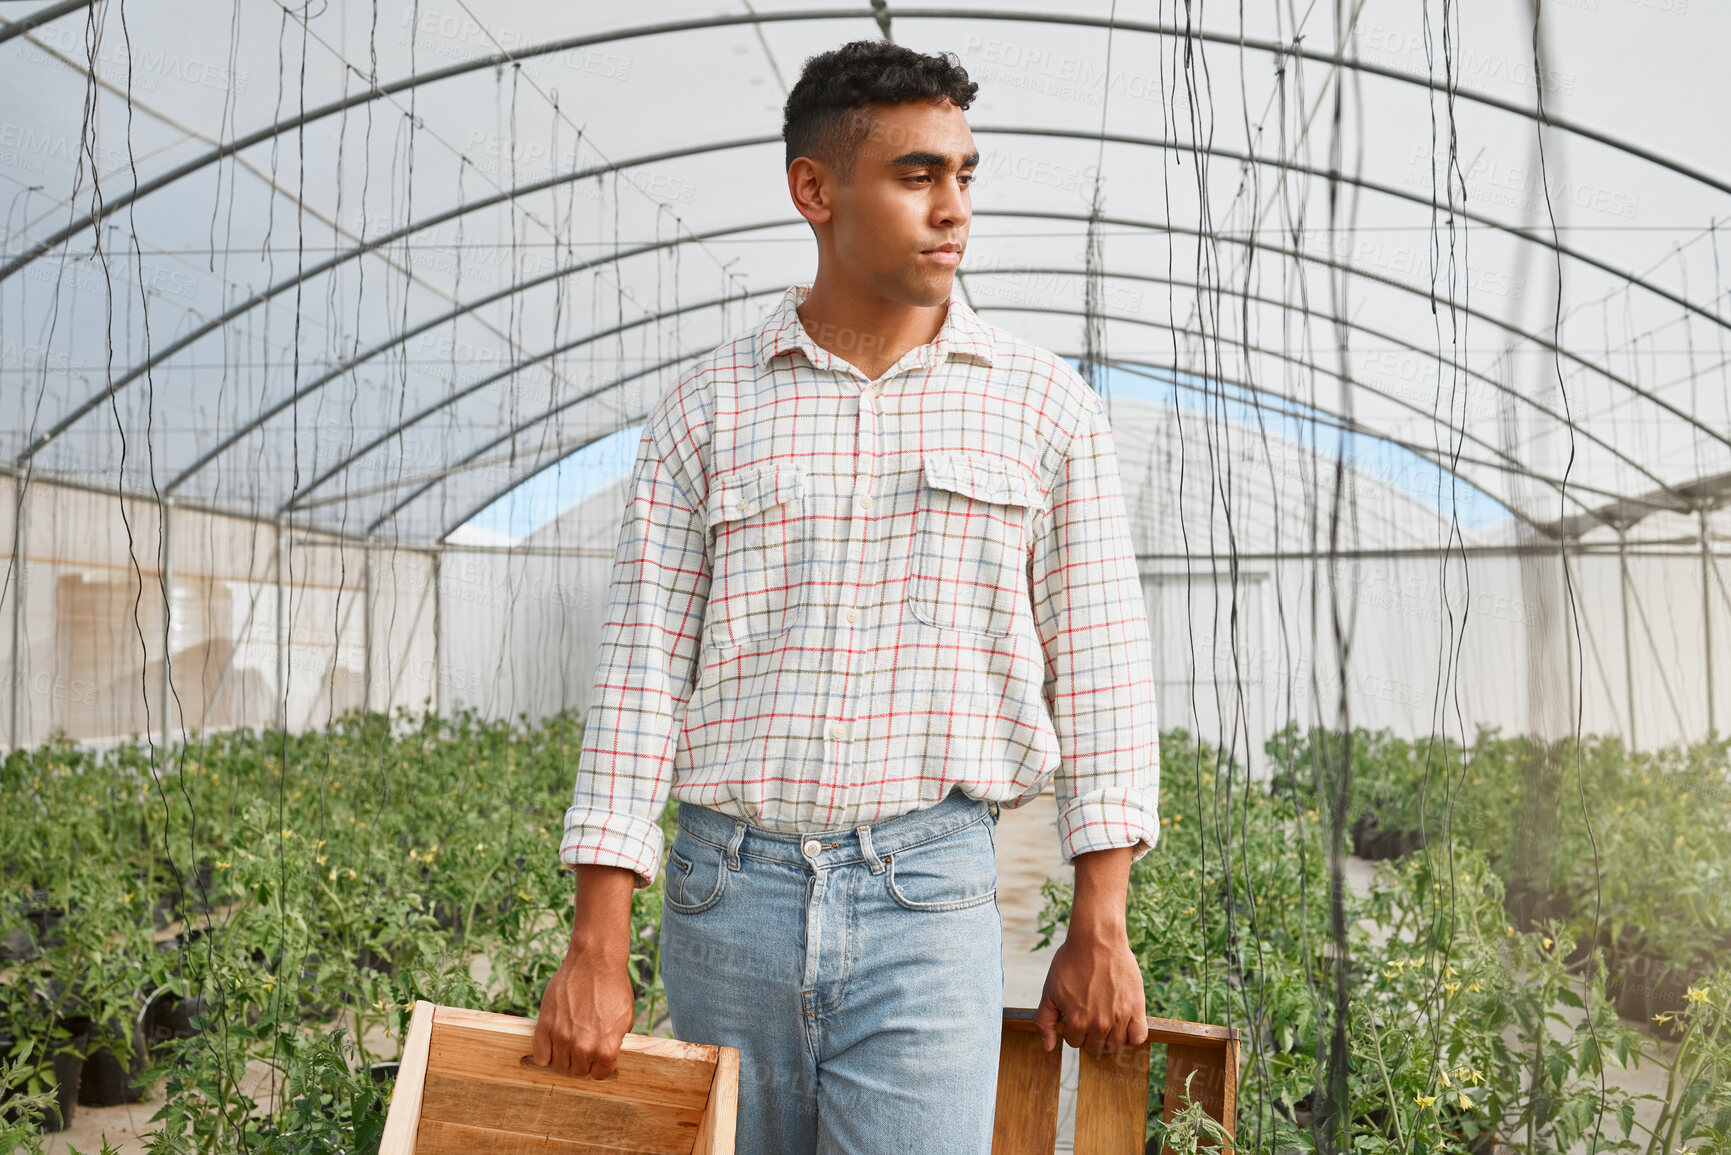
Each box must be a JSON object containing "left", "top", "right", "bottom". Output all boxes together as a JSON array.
[{"left": 2, "top": 0, "right": 1728, "bottom": 549}]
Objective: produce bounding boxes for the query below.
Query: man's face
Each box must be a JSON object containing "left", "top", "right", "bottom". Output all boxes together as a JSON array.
[{"left": 822, "top": 99, "right": 977, "bottom": 307}]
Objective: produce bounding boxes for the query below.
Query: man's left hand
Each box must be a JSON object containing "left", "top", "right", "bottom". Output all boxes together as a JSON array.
[{"left": 1033, "top": 846, "right": 1149, "bottom": 1055}]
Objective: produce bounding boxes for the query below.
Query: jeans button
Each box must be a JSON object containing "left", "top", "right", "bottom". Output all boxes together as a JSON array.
[{"left": 802, "top": 839, "right": 821, "bottom": 859}]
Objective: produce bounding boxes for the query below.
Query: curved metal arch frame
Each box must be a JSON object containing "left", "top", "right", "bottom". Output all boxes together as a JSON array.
[
  {"left": 1096, "top": 359, "right": 1534, "bottom": 539},
  {"left": 161, "top": 218, "right": 791, "bottom": 494},
  {"left": 170, "top": 201, "right": 1713, "bottom": 512},
  {"left": 378, "top": 348, "right": 697, "bottom": 539},
  {"left": 276, "top": 260, "right": 1664, "bottom": 534},
  {"left": 278, "top": 285, "right": 787, "bottom": 514},
  {"left": 959, "top": 267, "right": 1678, "bottom": 502},
  {"left": 20, "top": 136, "right": 771, "bottom": 468},
  {"left": 34, "top": 127, "right": 1729, "bottom": 485},
  {"left": 389, "top": 301, "right": 1620, "bottom": 546},
  {"left": 1003, "top": 208, "right": 1731, "bottom": 454},
  {"left": 0, "top": 0, "right": 95, "bottom": 47},
  {"left": 7, "top": 2, "right": 1730, "bottom": 291}
]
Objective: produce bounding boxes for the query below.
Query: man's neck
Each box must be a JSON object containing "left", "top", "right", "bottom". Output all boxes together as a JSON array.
[{"left": 795, "top": 276, "right": 950, "bottom": 382}]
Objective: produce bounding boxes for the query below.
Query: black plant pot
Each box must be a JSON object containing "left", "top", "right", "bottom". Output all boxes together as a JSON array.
[
  {"left": 0, "top": 926, "right": 35, "bottom": 962},
  {"left": 78, "top": 1014, "right": 150, "bottom": 1107},
  {"left": 40, "top": 1016, "right": 93, "bottom": 1133},
  {"left": 1349, "top": 814, "right": 1425, "bottom": 861},
  {"left": 144, "top": 991, "right": 209, "bottom": 1045},
  {"left": 367, "top": 1061, "right": 401, "bottom": 1085}
]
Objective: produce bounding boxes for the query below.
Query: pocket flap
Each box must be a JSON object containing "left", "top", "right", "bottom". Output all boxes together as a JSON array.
[
  {"left": 922, "top": 453, "right": 1041, "bottom": 508},
  {"left": 706, "top": 462, "right": 805, "bottom": 529}
]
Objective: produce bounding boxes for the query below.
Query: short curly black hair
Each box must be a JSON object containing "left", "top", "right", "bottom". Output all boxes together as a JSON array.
[{"left": 783, "top": 40, "right": 978, "bottom": 183}]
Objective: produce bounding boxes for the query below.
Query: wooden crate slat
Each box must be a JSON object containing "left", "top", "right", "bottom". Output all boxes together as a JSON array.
[
  {"left": 419, "top": 1070, "right": 702, "bottom": 1153},
  {"left": 989, "top": 1024, "right": 1063, "bottom": 1154},
  {"left": 1001, "top": 1008, "right": 1234, "bottom": 1050},
  {"left": 427, "top": 1016, "right": 715, "bottom": 1112},
  {"left": 378, "top": 1000, "right": 436, "bottom": 1155},
  {"left": 1072, "top": 1041, "right": 1151, "bottom": 1155},
  {"left": 691, "top": 1043, "right": 739, "bottom": 1155},
  {"left": 1162, "top": 1040, "right": 1235, "bottom": 1145},
  {"left": 414, "top": 1117, "right": 667, "bottom": 1154}
]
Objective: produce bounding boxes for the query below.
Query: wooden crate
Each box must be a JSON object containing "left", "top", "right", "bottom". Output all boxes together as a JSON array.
[
  {"left": 993, "top": 1009, "right": 1239, "bottom": 1154},
  {"left": 378, "top": 1002, "right": 739, "bottom": 1154}
]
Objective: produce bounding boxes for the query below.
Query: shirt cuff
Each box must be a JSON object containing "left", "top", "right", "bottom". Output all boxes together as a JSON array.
[
  {"left": 558, "top": 806, "right": 667, "bottom": 889},
  {"left": 1056, "top": 785, "right": 1160, "bottom": 863}
]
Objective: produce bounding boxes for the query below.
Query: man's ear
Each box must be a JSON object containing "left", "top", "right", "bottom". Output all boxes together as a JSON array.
[{"left": 788, "top": 157, "right": 835, "bottom": 227}]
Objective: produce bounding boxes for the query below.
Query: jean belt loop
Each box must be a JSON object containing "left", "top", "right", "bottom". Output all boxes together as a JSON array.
[
  {"left": 856, "top": 823, "right": 886, "bottom": 875},
  {"left": 725, "top": 821, "right": 746, "bottom": 871}
]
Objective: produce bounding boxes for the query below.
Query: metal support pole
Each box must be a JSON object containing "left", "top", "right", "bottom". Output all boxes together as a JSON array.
[
  {"left": 1705, "top": 511, "right": 1717, "bottom": 739},
  {"left": 160, "top": 497, "right": 174, "bottom": 755},
  {"left": 1562, "top": 549, "right": 1578, "bottom": 731},
  {"left": 431, "top": 550, "right": 443, "bottom": 717},
  {"left": 363, "top": 541, "right": 375, "bottom": 715},
  {"left": 1619, "top": 530, "right": 1637, "bottom": 751},
  {"left": 9, "top": 482, "right": 26, "bottom": 751},
  {"left": 276, "top": 516, "right": 289, "bottom": 732}
]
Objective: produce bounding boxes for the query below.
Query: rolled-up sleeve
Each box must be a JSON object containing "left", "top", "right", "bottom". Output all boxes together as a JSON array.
[
  {"left": 558, "top": 410, "right": 710, "bottom": 888},
  {"left": 1028, "top": 390, "right": 1161, "bottom": 863}
]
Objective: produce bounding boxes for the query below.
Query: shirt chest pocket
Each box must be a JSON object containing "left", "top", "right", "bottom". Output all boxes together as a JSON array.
[
  {"left": 705, "top": 462, "right": 807, "bottom": 649},
  {"left": 906, "top": 453, "right": 1042, "bottom": 638}
]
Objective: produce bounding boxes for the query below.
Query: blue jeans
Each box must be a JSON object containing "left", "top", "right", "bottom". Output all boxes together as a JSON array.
[{"left": 658, "top": 787, "right": 1005, "bottom": 1154}]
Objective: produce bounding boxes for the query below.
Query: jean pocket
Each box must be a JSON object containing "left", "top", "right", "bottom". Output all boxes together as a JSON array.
[
  {"left": 906, "top": 452, "right": 1040, "bottom": 638},
  {"left": 884, "top": 821, "right": 998, "bottom": 912},
  {"left": 705, "top": 461, "right": 806, "bottom": 649},
  {"left": 664, "top": 832, "right": 729, "bottom": 914}
]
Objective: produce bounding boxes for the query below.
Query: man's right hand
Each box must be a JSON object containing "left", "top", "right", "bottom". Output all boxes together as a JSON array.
[{"left": 532, "top": 864, "right": 639, "bottom": 1080}]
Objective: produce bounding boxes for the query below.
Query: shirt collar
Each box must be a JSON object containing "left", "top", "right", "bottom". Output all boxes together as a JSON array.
[{"left": 755, "top": 282, "right": 996, "bottom": 375}]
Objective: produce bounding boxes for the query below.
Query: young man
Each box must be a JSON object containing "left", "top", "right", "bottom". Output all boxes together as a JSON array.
[{"left": 534, "top": 40, "right": 1160, "bottom": 1153}]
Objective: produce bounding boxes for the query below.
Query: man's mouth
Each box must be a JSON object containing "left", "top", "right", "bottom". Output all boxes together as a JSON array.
[{"left": 921, "top": 244, "right": 962, "bottom": 265}]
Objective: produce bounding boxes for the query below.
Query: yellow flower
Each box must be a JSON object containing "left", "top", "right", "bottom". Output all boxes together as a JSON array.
[
  {"left": 474, "top": 842, "right": 486, "bottom": 853},
  {"left": 1439, "top": 1069, "right": 1451, "bottom": 1087},
  {"left": 1468, "top": 980, "right": 1483, "bottom": 992},
  {"left": 1687, "top": 986, "right": 1711, "bottom": 1005},
  {"left": 1415, "top": 1093, "right": 1437, "bottom": 1109},
  {"left": 1456, "top": 1091, "right": 1472, "bottom": 1110},
  {"left": 1541, "top": 936, "right": 1553, "bottom": 950},
  {"left": 1444, "top": 981, "right": 1460, "bottom": 995},
  {"left": 216, "top": 860, "right": 232, "bottom": 870},
  {"left": 1653, "top": 1013, "right": 1674, "bottom": 1025},
  {"left": 316, "top": 855, "right": 327, "bottom": 866}
]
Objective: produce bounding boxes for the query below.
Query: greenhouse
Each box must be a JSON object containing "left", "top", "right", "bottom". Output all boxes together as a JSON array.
[{"left": 0, "top": 0, "right": 1727, "bottom": 1151}]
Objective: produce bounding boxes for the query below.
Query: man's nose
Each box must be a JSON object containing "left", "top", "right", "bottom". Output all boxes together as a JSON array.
[{"left": 932, "top": 175, "right": 971, "bottom": 229}]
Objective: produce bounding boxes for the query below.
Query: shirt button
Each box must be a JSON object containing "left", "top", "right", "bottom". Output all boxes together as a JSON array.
[
  {"left": 856, "top": 494, "right": 872, "bottom": 511},
  {"left": 802, "top": 839, "right": 822, "bottom": 859},
  {"left": 845, "top": 608, "right": 859, "bottom": 624},
  {"left": 830, "top": 723, "right": 847, "bottom": 740}
]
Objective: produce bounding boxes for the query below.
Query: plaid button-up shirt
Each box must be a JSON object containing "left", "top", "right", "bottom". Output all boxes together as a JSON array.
[{"left": 560, "top": 283, "right": 1160, "bottom": 887}]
